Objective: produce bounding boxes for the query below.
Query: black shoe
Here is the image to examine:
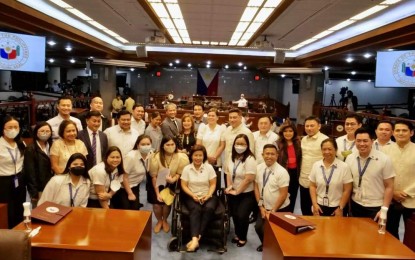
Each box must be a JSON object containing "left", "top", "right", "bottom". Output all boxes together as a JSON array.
[
  {"left": 231, "top": 237, "right": 239, "bottom": 244},
  {"left": 256, "top": 245, "right": 263, "bottom": 252},
  {"left": 249, "top": 215, "right": 257, "bottom": 224},
  {"left": 236, "top": 240, "right": 247, "bottom": 247}
]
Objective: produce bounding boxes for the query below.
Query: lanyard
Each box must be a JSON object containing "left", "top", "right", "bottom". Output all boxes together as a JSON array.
[
  {"left": 320, "top": 165, "right": 336, "bottom": 195},
  {"left": 375, "top": 142, "right": 379, "bottom": 151},
  {"left": 261, "top": 169, "right": 272, "bottom": 198},
  {"left": 232, "top": 160, "right": 242, "bottom": 182},
  {"left": 7, "top": 147, "right": 18, "bottom": 174},
  {"left": 68, "top": 184, "right": 80, "bottom": 207},
  {"left": 343, "top": 139, "right": 355, "bottom": 151},
  {"left": 357, "top": 157, "right": 371, "bottom": 187},
  {"left": 107, "top": 172, "right": 116, "bottom": 192}
]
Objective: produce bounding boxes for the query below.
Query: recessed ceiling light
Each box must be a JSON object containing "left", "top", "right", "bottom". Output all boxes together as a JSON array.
[
  {"left": 169, "top": 62, "right": 173, "bottom": 66},
  {"left": 187, "top": 63, "right": 192, "bottom": 67},
  {"left": 368, "top": 79, "right": 372, "bottom": 82},
  {"left": 206, "top": 64, "right": 210, "bottom": 68},
  {"left": 175, "top": 59, "right": 180, "bottom": 64},
  {"left": 243, "top": 66, "right": 247, "bottom": 70},
  {"left": 70, "top": 58, "right": 75, "bottom": 63},
  {"left": 363, "top": 53, "right": 372, "bottom": 58},
  {"left": 238, "top": 62, "right": 243, "bottom": 67},
  {"left": 130, "top": 68, "right": 135, "bottom": 71},
  {"left": 65, "top": 46, "right": 72, "bottom": 51},
  {"left": 281, "top": 74, "right": 285, "bottom": 78},
  {"left": 207, "top": 61, "right": 211, "bottom": 65},
  {"left": 225, "top": 65, "right": 229, "bottom": 69},
  {"left": 346, "top": 57, "right": 354, "bottom": 63},
  {"left": 351, "top": 71, "right": 356, "bottom": 75},
  {"left": 347, "top": 78, "right": 351, "bottom": 81},
  {"left": 89, "top": 56, "right": 94, "bottom": 59},
  {"left": 48, "top": 58, "right": 55, "bottom": 63},
  {"left": 47, "top": 40, "right": 56, "bottom": 46},
  {"left": 324, "top": 66, "right": 329, "bottom": 71}
]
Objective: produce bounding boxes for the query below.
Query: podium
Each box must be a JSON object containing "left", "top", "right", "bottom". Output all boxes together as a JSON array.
[{"left": 263, "top": 216, "right": 415, "bottom": 260}]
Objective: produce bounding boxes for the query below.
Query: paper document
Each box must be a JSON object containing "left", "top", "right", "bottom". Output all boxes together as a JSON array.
[{"left": 156, "top": 168, "right": 170, "bottom": 187}]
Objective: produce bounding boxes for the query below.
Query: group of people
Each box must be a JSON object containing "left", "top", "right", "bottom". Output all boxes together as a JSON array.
[{"left": 0, "top": 94, "right": 413, "bottom": 254}]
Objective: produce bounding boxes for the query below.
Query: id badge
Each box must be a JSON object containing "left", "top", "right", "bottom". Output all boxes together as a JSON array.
[
  {"left": 323, "top": 196, "right": 329, "bottom": 206},
  {"left": 14, "top": 175, "right": 19, "bottom": 188},
  {"left": 355, "top": 188, "right": 362, "bottom": 201}
]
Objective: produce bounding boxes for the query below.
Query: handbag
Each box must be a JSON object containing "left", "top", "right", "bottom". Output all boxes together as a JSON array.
[{"left": 159, "top": 187, "right": 175, "bottom": 206}]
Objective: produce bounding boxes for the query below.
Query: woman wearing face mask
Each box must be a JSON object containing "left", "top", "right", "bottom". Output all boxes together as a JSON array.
[
  {"left": 225, "top": 134, "right": 256, "bottom": 247},
  {"left": 24, "top": 122, "right": 54, "bottom": 208},
  {"left": 149, "top": 136, "right": 189, "bottom": 233},
  {"left": 145, "top": 112, "right": 162, "bottom": 152},
  {"left": 88, "top": 146, "right": 125, "bottom": 209},
  {"left": 50, "top": 120, "right": 88, "bottom": 174},
  {"left": 38, "top": 153, "right": 90, "bottom": 207},
  {"left": 0, "top": 116, "right": 26, "bottom": 228},
  {"left": 115, "top": 134, "right": 153, "bottom": 210}
]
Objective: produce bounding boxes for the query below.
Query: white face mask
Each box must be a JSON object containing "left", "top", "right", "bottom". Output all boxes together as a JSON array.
[
  {"left": 4, "top": 129, "right": 19, "bottom": 139},
  {"left": 234, "top": 145, "right": 247, "bottom": 154},
  {"left": 139, "top": 145, "right": 152, "bottom": 154},
  {"left": 38, "top": 133, "right": 51, "bottom": 141},
  {"left": 164, "top": 145, "right": 176, "bottom": 154}
]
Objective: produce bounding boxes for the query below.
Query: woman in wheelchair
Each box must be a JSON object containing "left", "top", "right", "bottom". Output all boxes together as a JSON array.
[
  {"left": 225, "top": 134, "right": 257, "bottom": 247},
  {"left": 180, "top": 145, "right": 218, "bottom": 252},
  {"left": 149, "top": 136, "right": 189, "bottom": 233}
]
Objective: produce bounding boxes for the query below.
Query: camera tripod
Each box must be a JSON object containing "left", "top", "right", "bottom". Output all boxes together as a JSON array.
[{"left": 330, "top": 94, "right": 336, "bottom": 106}]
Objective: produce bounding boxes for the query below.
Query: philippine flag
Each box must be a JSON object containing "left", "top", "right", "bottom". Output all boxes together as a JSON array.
[
  {"left": 196, "top": 68, "right": 219, "bottom": 96},
  {"left": 0, "top": 45, "right": 19, "bottom": 60}
]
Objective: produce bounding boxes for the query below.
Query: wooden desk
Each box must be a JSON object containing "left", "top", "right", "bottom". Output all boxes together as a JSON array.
[
  {"left": 263, "top": 216, "right": 415, "bottom": 260},
  {"left": 14, "top": 208, "right": 151, "bottom": 260}
]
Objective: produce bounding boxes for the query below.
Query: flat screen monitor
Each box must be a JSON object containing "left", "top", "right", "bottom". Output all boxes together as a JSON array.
[
  {"left": 375, "top": 50, "right": 415, "bottom": 87},
  {"left": 0, "top": 31, "right": 45, "bottom": 73}
]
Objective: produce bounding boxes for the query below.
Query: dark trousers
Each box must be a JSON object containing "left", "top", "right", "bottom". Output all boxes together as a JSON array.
[
  {"left": 350, "top": 200, "right": 380, "bottom": 219},
  {"left": 0, "top": 173, "right": 25, "bottom": 228},
  {"left": 228, "top": 191, "right": 256, "bottom": 241},
  {"left": 300, "top": 185, "right": 312, "bottom": 216},
  {"left": 318, "top": 204, "right": 339, "bottom": 216},
  {"left": 386, "top": 201, "right": 415, "bottom": 239},
  {"left": 287, "top": 168, "right": 299, "bottom": 212},
  {"left": 87, "top": 199, "right": 102, "bottom": 208},
  {"left": 255, "top": 205, "right": 290, "bottom": 243},
  {"left": 184, "top": 195, "right": 218, "bottom": 238},
  {"left": 112, "top": 185, "right": 142, "bottom": 210}
]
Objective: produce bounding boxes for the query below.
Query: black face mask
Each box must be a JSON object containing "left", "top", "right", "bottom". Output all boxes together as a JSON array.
[{"left": 70, "top": 166, "right": 85, "bottom": 176}]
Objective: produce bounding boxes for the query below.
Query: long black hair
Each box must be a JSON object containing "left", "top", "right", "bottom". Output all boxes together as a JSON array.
[
  {"left": 0, "top": 116, "right": 25, "bottom": 155},
  {"left": 231, "top": 134, "right": 254, "bottom": 163},
  {"left": 104, "top": 146, "right": 125, "bottom": 176},
  {"left": 158, "top": 136, "right": 178, "bottom": 168},
  {"left": 63, "top": 153, "right": 90, "bottom": 180},
  {"left": 33, "top": 121, "right": 53, "bottom": 147}
]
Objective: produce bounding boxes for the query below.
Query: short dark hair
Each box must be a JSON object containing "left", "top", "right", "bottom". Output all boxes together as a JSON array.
[
  {"left": 394, "top": 120, "right": 414, "bottom": 131},
  {"left": 63, "top": 153, "right": 89, "bottom": 180},
  {"left": 150, "top": 111, "right": 161, "bottom": 120},
  {"left": 189, "top": 144, "right": 207, "bottom": 163},
  {"left": 229, "top": 108, "right": 241, "bottom": 116},
  {"left": 58, "top": 120, "right": 78, "bottom": 138},
  {"left": 117, "top": 110, "right": 131, "bottom": 119},
  {"left": 263, "top": 144, "right": 278, "bottom": 153},
  {"left": 354, "top": 127, "right": 373, "bottom": 139},
  {"left": 132, "top": 104, "right": 144, "bottom": 111},
  {"left": 376, "top": 120, "right": 393, "bottom": 130},
  {"left": 321, "top": 138, "right": 338, "bottom": 151},
  {"left": 304, "top": 115, "right": 320, "bottom": 124},
  {"left": 258, "top": 115, "right": 273, "bottom": 123},
  {"left": 207, "top": 108, "right": 218, "bottom": 116},
  {"left": 231, "top": 134, "right": 255, "bottom": 162},
  {"left": 345, "top": 114, "right": 362, "bottom": 124},
  {"left": 58, "top": 95, "right": 73, "bottom": 104},
  {"left": 193, "top": 103, "right": 204, "bottom": 111},
  {"left": 133, "top": 134, "right": 152, "bottom": 150},
  {"left": 86, "top": 110, "right": 101, "bottom": 119}
]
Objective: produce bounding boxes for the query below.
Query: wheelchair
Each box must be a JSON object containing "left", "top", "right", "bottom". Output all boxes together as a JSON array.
[{"left": 167, "top": 169, "right": 230, "bottom": 253}]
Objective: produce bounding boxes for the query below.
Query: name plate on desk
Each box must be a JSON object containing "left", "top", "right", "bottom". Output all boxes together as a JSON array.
[
  {"left": 269, "top": 212, "right": 315, "bottom": 234},
  {"left": 32, "top": 201, "right": 72, "bottom": 224}
]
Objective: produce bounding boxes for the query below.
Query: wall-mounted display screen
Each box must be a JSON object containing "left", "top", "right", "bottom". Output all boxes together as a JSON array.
[{"left": 375, "top": 50, "right": 415, "bottom": 88}]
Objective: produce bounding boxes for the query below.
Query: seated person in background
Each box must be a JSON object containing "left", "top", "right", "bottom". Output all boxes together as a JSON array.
[
  {"left": 50, "top": 120, "right": 88, "bottom": 174},
  {"left": 373, "top": 121, "right": 394, "bottom": 151},
  {"left": 111, "top": 94, "right": 124, "bottom": 119},
  {"left": 38, "top": 153, "right": 90, "bottom": 207},
  {"left": 87, "top": 146, "right": 125, "bottom": 209},
  {"left": 181, "top": 145, "right": 218, "bottom": 252},
  {"left": 254, "top": 144, "right": 290, "bottom": 252},
  {"left": 309, "top": 138, "right": 353, "bottom": 217}
]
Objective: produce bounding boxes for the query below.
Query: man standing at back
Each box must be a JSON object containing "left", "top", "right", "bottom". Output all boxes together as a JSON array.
[
  {"left": 78, "top": 111, "right": 108, "bottom": 171},
  {"left": 77, "top": 96, "right": 109, "bottom": 131},
  {"left": 193, "top": 103, "right": 207, "bottom": 132},
  {"left": 161, "top": 103, "right": 182, "bottom": 138},
  {"left": 373, "top": 121, "right": 394, "bottom": 151},
  {"left": 382, "top": 120, "right": 415, "bottom": 239},
  {"left": 335, "top": 115, "right": 362, "bottom": 161},
  {"left": 124, "top": 95, "right": 135, "bottom": 113},
  {"left": 131, "top": 104, "right": 146, "bottom": 135},
  {"left": 47, "top": 96, "right": 83, "bottom": 140},
  {"left": 300, "top": 116, "right": 328, "bottom": 215},
  {"left": 253, "top": 116, "right": 279, "bottom": 165},
  {"left": 345, "top": 128, "right": 394, "bottom": 219}
]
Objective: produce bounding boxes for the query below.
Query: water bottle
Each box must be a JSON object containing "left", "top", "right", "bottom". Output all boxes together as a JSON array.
[
  {"left": 378, "top": 206, "right": 388, "bottom": 234},
  {"left": 22, "top": 202, "right": 32, "bottom": 233}
]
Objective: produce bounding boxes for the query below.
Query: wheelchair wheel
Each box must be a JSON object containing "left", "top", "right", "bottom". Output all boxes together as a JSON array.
[{"left": 167, "top": 237, "right": 179, "bottom": 252}]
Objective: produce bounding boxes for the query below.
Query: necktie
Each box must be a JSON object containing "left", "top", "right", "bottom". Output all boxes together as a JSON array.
[
  {"left": 173, "top": 119, "right": 178, "bottom": 130},
  {"left": 92, "top": 132, "right": 97, "bottom": 166}
]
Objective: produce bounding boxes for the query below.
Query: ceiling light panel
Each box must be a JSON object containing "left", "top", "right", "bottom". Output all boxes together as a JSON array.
[
  {"left": 230, "top": 0, "right": 282, "bottom": 46},
  {"left": 350, "top": 5, "right": 387, "bottom": 20},
  {"left": 147, "top": 0, "right": 190, "bottom": 44}
]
